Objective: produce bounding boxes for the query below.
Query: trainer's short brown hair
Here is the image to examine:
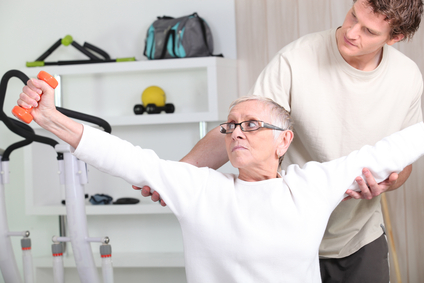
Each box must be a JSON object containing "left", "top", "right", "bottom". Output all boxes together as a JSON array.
[{"left": 354, "top": 0, "right": 424, "bottom": 41}]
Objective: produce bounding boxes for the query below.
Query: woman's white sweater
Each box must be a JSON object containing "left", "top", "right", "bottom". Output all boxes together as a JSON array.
[{"left": 73, "top": 122, "right": 424, "bottom": 283}]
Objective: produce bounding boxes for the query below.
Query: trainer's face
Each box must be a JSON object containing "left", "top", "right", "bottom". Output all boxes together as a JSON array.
[{"left": 336, "top": 0, "right": 403, "bottom": 63}]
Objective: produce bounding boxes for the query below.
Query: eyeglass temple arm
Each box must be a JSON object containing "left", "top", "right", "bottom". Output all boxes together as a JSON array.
[{"left": 262, "top": 122, "right": 286, "bottom": 131}]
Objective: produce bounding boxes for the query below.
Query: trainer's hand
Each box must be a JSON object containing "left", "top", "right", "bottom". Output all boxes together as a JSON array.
[
  {"left": 343, "top": 168, "right": 397, "bottom": 201},
  {"left": 132, "top": 185, "right": 167, "bottom": 207}
]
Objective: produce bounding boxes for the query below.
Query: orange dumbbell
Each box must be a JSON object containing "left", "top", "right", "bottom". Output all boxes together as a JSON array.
[{"left": 12, "top": 71, "right": 58, "bottom": 124}]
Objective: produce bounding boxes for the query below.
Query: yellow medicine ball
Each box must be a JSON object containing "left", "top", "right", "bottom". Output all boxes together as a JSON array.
[{"left": 142, "top": 86, "right": 166, "bottom": 107}]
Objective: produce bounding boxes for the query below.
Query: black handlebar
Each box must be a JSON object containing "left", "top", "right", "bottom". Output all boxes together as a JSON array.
[
  {"left": 0, "top": 69, "right": 112, "bottom": 161},
  {"left": 0, "top": 69, "right": 60, "bottom": 161},
  {"left": 1, "top": 119, "right": 35, "bottom": 161}
]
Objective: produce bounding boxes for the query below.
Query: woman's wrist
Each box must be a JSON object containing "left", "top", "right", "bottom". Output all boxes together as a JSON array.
[{"left": 39, "top": 110, "right": 84, "bottom": 148}]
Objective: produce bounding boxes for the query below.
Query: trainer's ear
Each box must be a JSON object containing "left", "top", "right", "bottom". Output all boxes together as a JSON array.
[
  {"left": 276, "top": 130, "right": 293, "bottom": 157},
  {"left": 386, "top": 34, "right": 404, "bottom": 45}
]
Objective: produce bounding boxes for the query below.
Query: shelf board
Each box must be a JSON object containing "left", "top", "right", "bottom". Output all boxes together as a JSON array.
[
  {"left": 34, "top": 252, "right": 185, "bottom": 268},
  {"left": 27, "top": 203, "right": 173, "bottom": 216},
  {"left": 105, "top": 112, "right": 220, "bottom": 126}
]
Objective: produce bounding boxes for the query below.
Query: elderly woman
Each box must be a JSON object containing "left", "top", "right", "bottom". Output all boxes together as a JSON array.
[{"left": 18, "top": 78, "right": 424, "bottom": 283}]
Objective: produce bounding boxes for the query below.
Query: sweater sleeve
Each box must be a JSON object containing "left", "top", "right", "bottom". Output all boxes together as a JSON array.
[
  {"left": 286, "top": 122, "right": 424, "bottom": 209},
  {"left": 73, "top": 125, "right": 211, "bottom": 218}
]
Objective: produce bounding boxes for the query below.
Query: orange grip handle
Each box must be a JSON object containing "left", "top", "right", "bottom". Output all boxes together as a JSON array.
[{"left": 12, "top": 71, "right": 58, "bottom": 124}]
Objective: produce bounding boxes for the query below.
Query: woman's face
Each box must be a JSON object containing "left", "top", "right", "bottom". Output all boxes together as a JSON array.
[{"left": 225, "top": 100, "right": 280, "bottom": 172}]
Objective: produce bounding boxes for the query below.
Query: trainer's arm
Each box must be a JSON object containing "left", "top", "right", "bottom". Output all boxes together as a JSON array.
[
  {"left": 180, "top": 126, "right": 228, "bottom": 169},
  {"left": 386, "top": 164, "right": 412, "bottom": 191}
]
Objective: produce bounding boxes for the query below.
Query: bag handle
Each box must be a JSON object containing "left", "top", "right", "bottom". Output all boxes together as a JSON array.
[
  {"left": 159, "top": 29, "right": 176, "bottom": 59},
  {"left": 157, "top": 15, "right": 174, "bottom": 20}
]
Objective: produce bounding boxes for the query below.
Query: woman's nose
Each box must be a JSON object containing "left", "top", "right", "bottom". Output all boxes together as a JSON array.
[{"left": 231, "top": 124, "right": 245, "bottom": 140}]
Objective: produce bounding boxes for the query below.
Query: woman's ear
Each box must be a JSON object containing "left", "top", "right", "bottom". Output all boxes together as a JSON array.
[{"left": 276, "top": 130, "right": 294, "bottom": 157}]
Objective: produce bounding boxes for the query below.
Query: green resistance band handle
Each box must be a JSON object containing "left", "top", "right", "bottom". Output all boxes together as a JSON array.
[
  {"left": 26, "top": 61, "right": 45, "bottom": 67},
  {"left": 116, "top": 57, "right": 136, "bottom": 62}
]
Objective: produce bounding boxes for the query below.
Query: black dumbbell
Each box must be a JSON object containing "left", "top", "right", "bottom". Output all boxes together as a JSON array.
[
  {"left": 145, "top": 103, "right": 175, "bottom": 114},
  {"left": 133, "top": 104, "right": 145, "bottom": 115}
]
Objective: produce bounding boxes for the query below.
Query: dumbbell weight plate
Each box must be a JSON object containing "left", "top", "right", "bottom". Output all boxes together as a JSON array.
[
  {"left": 165, "top": 103, "right": 175, "bottom": 113},
  {"left": 133, "top": 104, "right": 145, "bottom": 115}
]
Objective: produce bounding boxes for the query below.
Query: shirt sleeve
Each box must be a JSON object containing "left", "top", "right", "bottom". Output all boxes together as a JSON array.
[
  {"left": 248, "top": 51, "right": 292, "bottom": 111},
  {"left": 73, "top": 125, "right": 211, "bottom": 218},
  {"left": 286, "top": 122, "right": 424, "bottom": 209},
  {"left": 402, "top": 70, "right": 423, "bottom": 128}
]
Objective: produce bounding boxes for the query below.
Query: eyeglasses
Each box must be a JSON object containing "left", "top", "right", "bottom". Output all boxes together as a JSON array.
[{"left": 219, "top": 120, "right": 286, "bottom": 134}]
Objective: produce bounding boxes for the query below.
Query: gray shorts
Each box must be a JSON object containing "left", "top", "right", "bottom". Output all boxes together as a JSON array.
[{"left": 319, "top": 234, "right": 389, "bottom": 283}]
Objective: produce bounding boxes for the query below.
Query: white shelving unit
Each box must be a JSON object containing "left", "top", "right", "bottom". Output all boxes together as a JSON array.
[{"left": 23, "top": 57, "right": 238, "bottom": 216}]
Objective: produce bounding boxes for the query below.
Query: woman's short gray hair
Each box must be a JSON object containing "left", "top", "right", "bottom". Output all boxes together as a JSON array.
[{"left": 229, "top": 96, "right": 294, "bottom": 168}]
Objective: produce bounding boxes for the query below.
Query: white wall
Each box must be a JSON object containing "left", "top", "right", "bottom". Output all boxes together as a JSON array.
[{"left": 0, "top": 1, "right": 236, "bottom": 282}]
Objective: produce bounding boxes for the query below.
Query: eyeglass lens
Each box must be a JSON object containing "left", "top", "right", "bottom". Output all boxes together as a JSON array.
[{"left": 221, "top": 121, "right": 261, "bottom": 133}]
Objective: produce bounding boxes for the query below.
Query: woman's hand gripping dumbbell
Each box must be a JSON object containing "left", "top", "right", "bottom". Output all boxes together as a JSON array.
[{"left": 13, "top": 71, "right": 58, "bottom": 124}]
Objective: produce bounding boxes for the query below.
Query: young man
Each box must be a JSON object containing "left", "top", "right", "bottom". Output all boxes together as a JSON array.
[{"left": 141, "top": 0, "right": 424, "bottom": 281}]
